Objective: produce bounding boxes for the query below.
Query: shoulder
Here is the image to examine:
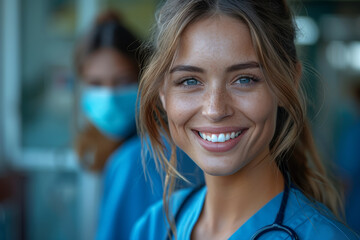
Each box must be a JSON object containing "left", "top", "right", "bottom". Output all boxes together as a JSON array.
[
  {"left": 103, "top": 136, "right": 144, "bottom": 181},
  {"left": 102, "top": 135, "right": 163, "bottom": 198},
  {"left": 109, "top": 135, "right": 142, "bottom": 162},
  {"left": 285, "top": 189, "right": 359, "bottom": 240},
  {"left": 130, "top": 198, "right": 167, "bottom": 240},
  {"left": 130, "top": 187, "right": 202, "bottom": 240}
]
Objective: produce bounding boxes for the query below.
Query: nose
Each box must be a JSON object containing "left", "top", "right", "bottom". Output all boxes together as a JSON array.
[{"left": 201, "top": 86, "right": 234, "bottom": 122}]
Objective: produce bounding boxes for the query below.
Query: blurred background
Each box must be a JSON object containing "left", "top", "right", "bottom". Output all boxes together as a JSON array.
[{"left": 0, "top": 0, "right": 359, "bottom": 239}]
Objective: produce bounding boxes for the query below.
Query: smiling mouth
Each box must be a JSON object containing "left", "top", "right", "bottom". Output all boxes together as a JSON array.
[{"left": 198, "top": 130, "right": 243, "bottom": 143}]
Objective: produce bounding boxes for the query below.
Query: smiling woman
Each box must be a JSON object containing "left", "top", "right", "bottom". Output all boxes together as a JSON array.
[
  {"left": 160, "top": 16, "right": 278, "bottom": 177},
  {"left": 132, "top": 1, "right": 359, "bottom": 240}
]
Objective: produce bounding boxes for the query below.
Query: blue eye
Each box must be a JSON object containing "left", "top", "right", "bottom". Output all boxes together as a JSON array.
[
  {"left": 183, "top": 78, "right": 200, "bottom": 86},
  {"left": 233, "top": 76, "right": 260, "bottom": 87},
  {"left": 235, "top": 77, "right": 252, "bottom": 84}
]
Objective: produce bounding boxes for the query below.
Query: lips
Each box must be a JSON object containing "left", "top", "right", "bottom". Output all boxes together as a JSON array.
[{"left": 193, "top": 127, "right": 247, "bottom": 152}]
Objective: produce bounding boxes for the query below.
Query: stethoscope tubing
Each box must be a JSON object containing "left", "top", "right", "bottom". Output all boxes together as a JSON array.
[{"left": 250, "top": 176, "right": 299, "bottom": 240}]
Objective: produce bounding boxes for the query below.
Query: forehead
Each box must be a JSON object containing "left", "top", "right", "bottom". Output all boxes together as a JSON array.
[
  {"left": 83, "top": 49, "right": 136, "bottom": 75},
  {"left": 85, "top": 49, "right": 130, "bottom": 67},
  {"left": 174, "top": 15, "right": 258, "bottom": 65}
]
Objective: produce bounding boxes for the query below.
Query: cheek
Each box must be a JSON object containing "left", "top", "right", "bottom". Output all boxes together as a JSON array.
[
  {"left": 240, "top": 91, "right": 278, "bottom": 130},
  {"left": 164, "top": 93, "right": 198, "bottom": 143},
  {"left": 165, "top": 93, "right": 197, "bottom": 124}
]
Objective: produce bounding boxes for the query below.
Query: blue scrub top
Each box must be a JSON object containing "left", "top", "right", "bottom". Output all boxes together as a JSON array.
[
  {"left": 131, "top": 186, "right": 359, "bottom": 240},
  {"left": 96, "top": 136, "right": 203, "bottom": 240}
]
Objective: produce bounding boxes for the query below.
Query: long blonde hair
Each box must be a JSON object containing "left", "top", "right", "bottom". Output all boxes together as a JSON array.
[{"left": 137, "top": 0, "right": 343, "bottom": 236}]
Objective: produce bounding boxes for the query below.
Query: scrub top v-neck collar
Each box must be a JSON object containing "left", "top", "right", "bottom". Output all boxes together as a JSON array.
[{"left": 181, "top": 186, "right": 284, "bottom": 240}]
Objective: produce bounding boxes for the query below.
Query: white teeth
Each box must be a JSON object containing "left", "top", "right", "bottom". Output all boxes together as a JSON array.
[
  {"left": 225, "top": 133, "right": 230, "bottom": 141},
  {"left": 218, "top": 133, "right": 225, "bottom": 142},
  {"left": 211, "top": 134, "right": 218, "bottom": 142},
  {"left": 199, "top": 131, "right": 243, "bottom": 143},
  {"left": 199, "top": 132, "right": 204, "bottom": 138}
]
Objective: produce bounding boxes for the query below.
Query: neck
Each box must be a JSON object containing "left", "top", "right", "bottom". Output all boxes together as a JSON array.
[{"left": 201, "top": 158, "right": 284, "bottom": 233}]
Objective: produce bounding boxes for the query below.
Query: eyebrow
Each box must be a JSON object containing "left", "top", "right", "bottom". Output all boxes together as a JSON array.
[
  {"left": 169, "top": 61, "right": 260, "bottom": 74},
  {"left": 169, "top": 65, "right": 204, "bottom": 73},
  {"left": 226, "top": 61, "right": 260, "bottom": 72}
]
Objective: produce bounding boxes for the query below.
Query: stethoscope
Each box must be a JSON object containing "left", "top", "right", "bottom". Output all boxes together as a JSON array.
[
  {"left": 250, "top": 175, "right": 299, "bottom": 240},
  {"left": 167, "top": 174, "right": 300, "bottom": 240}
]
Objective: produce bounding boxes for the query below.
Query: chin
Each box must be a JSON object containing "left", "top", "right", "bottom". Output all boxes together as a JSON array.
[
  {"left": 196, "top": 157, "right": 248, "bottom": 177},
  {"left": 203, "top": 168, "right": 239, "bottom": 177}
]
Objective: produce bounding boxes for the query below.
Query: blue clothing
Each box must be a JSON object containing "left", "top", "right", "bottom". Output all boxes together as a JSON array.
[
  {"left": 131, "top": 186, "right": 359, "bottom": 240},
  {"left": 96, "top": 136, "right": 203, "bottom": 240},
  {"left": 336, "top": 121, "right": 360, "bottom": 234}
]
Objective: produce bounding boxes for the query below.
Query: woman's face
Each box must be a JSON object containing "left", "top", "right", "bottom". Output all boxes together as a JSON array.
[
  {"left": 160, "top": 16, "right": 279, "bottom": 176},
  {"left": 82, "top": 48, "right": 138, "bottom": 88}
]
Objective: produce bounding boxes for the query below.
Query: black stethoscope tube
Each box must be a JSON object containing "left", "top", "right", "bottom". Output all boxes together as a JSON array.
[{"left": 250, "top": 176, "right": 299, "bottom": 240}]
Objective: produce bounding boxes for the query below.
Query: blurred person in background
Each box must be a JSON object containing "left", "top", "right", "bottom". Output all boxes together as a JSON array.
[
  {"left": 74, "top": 10, "right": 203, "bottom": 240},
  {"left": 336, "top": 82, "right": 360, "bottom": 234},
  {"left": 74, "top": 11, "right": 140, "bottom": 171}
]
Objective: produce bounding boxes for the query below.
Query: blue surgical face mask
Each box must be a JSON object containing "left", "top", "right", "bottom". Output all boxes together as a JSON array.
[{"left": 81, "top": 85, "right": 138, "bottom": 140}]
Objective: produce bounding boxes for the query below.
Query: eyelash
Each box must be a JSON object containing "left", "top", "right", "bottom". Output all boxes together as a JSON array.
[
  {"left": 174, "top": 74, "right": 261, "bottom": 88},
  {"left": 232, "top": 75, "right": 260, "bottom": 87},
  {"left": 176, "top": 77, "right": 202, "bottom": 88}
]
